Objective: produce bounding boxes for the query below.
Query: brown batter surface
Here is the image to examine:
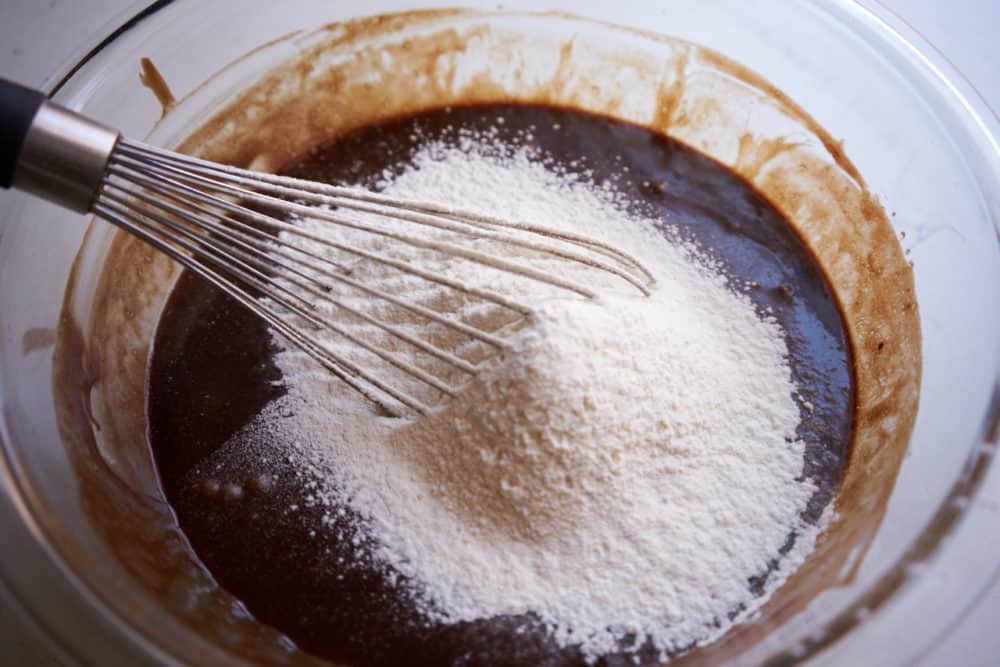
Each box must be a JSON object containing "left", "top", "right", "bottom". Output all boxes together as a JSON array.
[{"left": 147, "top": 104, "right": 854, "bottom": 666}]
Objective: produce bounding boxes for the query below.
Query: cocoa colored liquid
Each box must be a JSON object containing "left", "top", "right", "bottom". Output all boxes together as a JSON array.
[{"left": 148, "top": 104, "right": 853, "bottom": 666}]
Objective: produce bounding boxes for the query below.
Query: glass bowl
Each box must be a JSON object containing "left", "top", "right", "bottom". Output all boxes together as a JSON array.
[{"left": 0, "top": 1, "right": 997, "bottom": 665}]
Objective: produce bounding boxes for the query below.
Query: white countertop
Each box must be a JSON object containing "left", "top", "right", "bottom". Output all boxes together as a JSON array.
[{"left": 1, "top": 1, "right": 998, "bottom": 665}]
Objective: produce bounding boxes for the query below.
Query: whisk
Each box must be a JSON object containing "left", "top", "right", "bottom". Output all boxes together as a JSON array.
[{"left": 1, "top": 78, "right": 653, "bottom": 415}]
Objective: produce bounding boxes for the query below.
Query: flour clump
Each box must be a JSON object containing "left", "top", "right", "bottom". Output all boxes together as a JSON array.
[{"left": 261, "top": 136, "right": 828, "bottom": 661}]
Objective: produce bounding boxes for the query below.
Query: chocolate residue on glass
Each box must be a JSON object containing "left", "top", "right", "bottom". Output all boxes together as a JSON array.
[
  {"left": 52, "top": 9, "right": 920, "bottom": 667},
  {"left": 22, "top": 327, "right": 56, "bottom": 355},
  {"left": 139, "top": 57, "right": 175, "bottom": 119}
]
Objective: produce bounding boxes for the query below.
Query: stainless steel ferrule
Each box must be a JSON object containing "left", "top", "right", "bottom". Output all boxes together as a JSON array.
[{"left": 13, "top": 101, "right": 120, "bottom": 214}]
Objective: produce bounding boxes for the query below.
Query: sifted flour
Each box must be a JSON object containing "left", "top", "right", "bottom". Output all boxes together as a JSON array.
[{"left": 249, "top": 135, "right": 827, "bottom": 661}]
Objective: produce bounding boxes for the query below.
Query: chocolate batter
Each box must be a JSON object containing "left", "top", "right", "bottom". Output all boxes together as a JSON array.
[{"left": 147, "top": 105, "right": 854, "bottom": 666}]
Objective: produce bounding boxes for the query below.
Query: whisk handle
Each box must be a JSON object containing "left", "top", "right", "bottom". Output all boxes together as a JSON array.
[
  {"left": 0, "top": 77, "right": 119, "bottom": 213},
  {"left": 0, "top": 78, "right": 45, "bottom": 189}
]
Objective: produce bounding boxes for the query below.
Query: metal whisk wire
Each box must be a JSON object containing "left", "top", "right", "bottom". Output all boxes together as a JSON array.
[{"left": 89, "top": 138, "right": 654, "bottom": 415}]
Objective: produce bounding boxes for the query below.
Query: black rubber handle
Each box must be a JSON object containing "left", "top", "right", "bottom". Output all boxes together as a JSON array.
[{"left": 0, "top": 78, "right": 47, "bottom": 189}]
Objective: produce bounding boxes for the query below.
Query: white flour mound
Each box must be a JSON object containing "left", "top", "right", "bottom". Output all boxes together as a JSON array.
[{"left": 260, "top": 137, "right": 826, "bottom": 661}]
